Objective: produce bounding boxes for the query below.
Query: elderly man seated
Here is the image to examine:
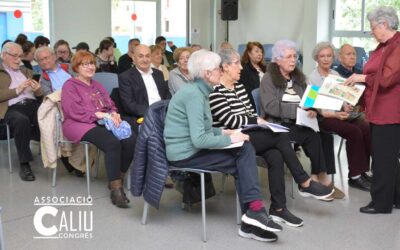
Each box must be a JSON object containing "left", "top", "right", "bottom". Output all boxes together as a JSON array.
[
  {"left": 334, "top": 44, "right": 363, "bottom": 78},
  {"left": 0, "top": 42, "right": 43, "bottom": 181},
  {"left": 35, "top": 46, "right": 74, "bottom": 96}
]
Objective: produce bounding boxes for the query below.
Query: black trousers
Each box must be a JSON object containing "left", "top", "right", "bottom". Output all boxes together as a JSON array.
[
  {"left": 283, "top": 123, "right": 327, "bottom": 175},
  {"left": 81, "top": 126, "right": 136, "bottom": 182},
  {"left": 246, "top": 130, "right": 310, "bottom": 209},
  {"left": 4, "top": 100, "right": 40, "bottom": 164},
  {"left": 170, "top": 142, "right": 262, "bottom": 212},
  {"left": 369, "top": 123, "right": 400, "bottom": 211}
]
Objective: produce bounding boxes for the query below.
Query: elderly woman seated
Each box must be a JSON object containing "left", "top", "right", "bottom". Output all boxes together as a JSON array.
[
  {"left": 259, "top": 40, "right": 337, "bottom": 200},
  {"left": 61, "top": 51, "right": 136, "bottom": 208},
  {"left": 309, "top": 42, "right": 371, "bottom": 192},
  {"left": 150, "top": 45, "right": 169, "bottom": 81},
  {"left": 167, "top": 47, "right": 192, "bottom": 95},
  {"left": 209, "top": 48, "right": 332, "bottom": 227},
  {"left": 164, "top": 49, "right": 281, "bottom": 242}
]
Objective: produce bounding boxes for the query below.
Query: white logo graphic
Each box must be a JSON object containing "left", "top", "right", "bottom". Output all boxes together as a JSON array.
[{"left": 33, "top": 196, "right": 93, "bottom": 239}]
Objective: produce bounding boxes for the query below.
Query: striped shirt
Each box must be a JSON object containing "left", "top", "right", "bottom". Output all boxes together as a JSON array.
[{"left": 209, "top": 83, "right": 258, "bottom": 129}]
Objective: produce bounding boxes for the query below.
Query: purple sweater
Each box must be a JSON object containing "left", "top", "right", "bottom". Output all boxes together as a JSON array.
[{"left": 61, "top": 77, "right": 117, "bottom": 143}]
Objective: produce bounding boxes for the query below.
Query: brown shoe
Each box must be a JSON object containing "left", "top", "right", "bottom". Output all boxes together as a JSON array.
[
  {"left": 326, "top": 184, "right": 345, "bottom": 200},
  {"left": 110, "top": 180, "right": 129, "bottom": 208},
  {"left": 164, "top": 176, "right": 174, "bottom": 189}
]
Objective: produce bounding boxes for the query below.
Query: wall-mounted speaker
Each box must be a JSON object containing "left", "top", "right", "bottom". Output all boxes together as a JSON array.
[{"left": 221, "top": 0, "right": 238, "bottom": 21}]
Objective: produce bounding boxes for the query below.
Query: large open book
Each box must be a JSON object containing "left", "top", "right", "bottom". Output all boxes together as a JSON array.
[{"left": 319, "top": 74, "right": 365, "bottom": 106}]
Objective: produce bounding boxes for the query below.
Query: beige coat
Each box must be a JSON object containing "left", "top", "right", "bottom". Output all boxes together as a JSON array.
[{"left": 38, "top": 91, "right": 96, "bottom": 171}]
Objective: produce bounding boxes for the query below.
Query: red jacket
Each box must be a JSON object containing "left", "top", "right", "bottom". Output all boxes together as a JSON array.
[{"left": 363, "top": 32, "right": 400, "bottom": 125}]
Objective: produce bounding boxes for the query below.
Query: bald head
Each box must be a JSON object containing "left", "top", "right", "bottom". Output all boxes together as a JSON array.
[
  {"left": 134, "top": 45, "right": 151, "bottom": 72},
  {"left": 339, "top": 44, "right": 357, "bottom": 70}
]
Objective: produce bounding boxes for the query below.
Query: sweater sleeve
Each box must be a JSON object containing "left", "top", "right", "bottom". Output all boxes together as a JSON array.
[
  {"left": 185, "top": 93, "right": 231, "bottom": 149},
  {"left": 209, "top": 90, "right": 256, "bottom": 129},
  {"left": 61, "top": 82, "right": 98, "bottom": 123},
  {"left": 260, "top": 73, "right": 297, "bottom": 120}
]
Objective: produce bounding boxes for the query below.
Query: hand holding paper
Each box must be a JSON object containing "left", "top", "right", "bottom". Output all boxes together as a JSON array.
[{"left": 296, "top": 108, "right": 319, "bottom": 132}]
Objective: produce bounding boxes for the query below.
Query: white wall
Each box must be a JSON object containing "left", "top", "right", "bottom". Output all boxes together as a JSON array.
[{"left": 50, "top": 0, "right": 111, "bottom": 52}]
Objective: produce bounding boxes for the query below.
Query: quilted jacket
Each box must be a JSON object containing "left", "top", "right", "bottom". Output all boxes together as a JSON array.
[{"left": 130, "top": 100, "right": 170, "bottom": 208}]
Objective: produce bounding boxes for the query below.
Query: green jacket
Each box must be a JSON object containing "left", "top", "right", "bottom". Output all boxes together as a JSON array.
[{"left": 164, "top": 78, "right": 231, "bottom": 161}]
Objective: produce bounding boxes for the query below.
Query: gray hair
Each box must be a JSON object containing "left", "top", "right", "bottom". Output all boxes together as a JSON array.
[
  {"left": 367, "top": 6, "right": 399, "bottom": 30},
  {"left": 312, "top": 42, "right": 336, "bottom": 61},
  {"left": 34, "top": 46, "right": 55, "bottom": 61},
  {"left": 1, "top": 42, "right": 21, "bottom": 56},
  {"left": 271, "top": 40, "right": 297, "bottom": 62},
  {"left": 218, "top": 48, "right": 240, "bottom": 65},
  {"left": 188, "top": 49, "right": 221, "bottom": 79}
]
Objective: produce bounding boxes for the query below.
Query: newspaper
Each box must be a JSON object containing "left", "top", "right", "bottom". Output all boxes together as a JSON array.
[{"left": 318, "top": 74, "right": 365, "bottom": 106}]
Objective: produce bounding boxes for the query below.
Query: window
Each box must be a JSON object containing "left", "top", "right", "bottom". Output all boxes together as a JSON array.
[
  {"left": 111, "top": 0, "right": 187, "bottom": 54},
  {"left": 0, "top": 0, "right": 49, "bottom": 45},
  {"left": 331, "top": 0, "right": 400, "bottom": 53}
]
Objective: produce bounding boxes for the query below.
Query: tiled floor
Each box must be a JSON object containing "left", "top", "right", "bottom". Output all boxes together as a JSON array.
[{"left": 1, "top": 137, "right": 399, "bottom": 250}]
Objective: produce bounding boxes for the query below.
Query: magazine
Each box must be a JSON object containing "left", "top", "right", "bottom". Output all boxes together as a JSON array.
[{"left": 319, "top": 74, "right": 365, "bottom": 106}]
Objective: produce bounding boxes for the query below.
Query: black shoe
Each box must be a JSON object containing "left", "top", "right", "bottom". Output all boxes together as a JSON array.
[
  {"left": 361, "top": 172, "right": 373, "bottom": 183},
  {"left": 298, "top": 180, "right": 334, "bottom": 200},
  {"left": 60, "top": 156, "right": 75, "bottom": 173},
  {"left": 238, "top": 222, "right": 278, "bottom": 242},
  {"left": 74, "top": 169, "right": 85, "bottom": 177},
  {"left": 269, "top": 208, "right": 303, "bottom": 227},
  {"left": 110, "top": 188, "right": 129, "bottom": 208},
  {"left": 394, "top": 204, "right": 400, "bottom": 209},
  {"left": 360, "top": 202, "right": 391, "bottom": 214},
  {"left": 241, "top": 208, "right": 282, "bottom": 232},
  {"left": 349, "top": 175, "right": 371, "bottom": 191},
  {"left": 19, "top": 163, "right": 35, "bottom": 181}
]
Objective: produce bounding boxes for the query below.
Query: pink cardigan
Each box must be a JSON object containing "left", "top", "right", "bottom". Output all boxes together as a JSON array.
[{"left": 61, "top": 77, "right": 117, "bottom": 143}]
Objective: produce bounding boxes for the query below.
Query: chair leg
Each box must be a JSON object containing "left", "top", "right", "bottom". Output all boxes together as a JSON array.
[
  {"left": 236, "top": 193, "right": 241, "bottom": 225},
  {"left": 84, "top": 144, "right": 91, "bottom": 197},
  {"left": 94, "top": 149, "right": 100, "bottom": 178},
  {"left": 126, "top": 168, "right": 131, "bottom": 191},
  {"left": 337, "top": 138, "right": 345, "bottom": 183},
  {"left": 220, "top": 174, "right": 226, "bottom": 193},
  {"left": 141, "top": 201, "right": 149, "bottom": 225},
  {"left": 6, "top": 124, "right": 12, "bottom": 173},
  {"left": 200, "top": 172, "right": 207, "bottom": 242},
  {"left": 0, "top": 207, "right": 4, "bottom": 250},
  {"left": 51, "top": 168, "right": 57, "bottom": 187},
  {"left": 290, "top": 178, "right": 295, "bottom": 199}
]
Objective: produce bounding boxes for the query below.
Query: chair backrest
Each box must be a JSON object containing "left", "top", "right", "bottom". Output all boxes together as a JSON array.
[
  {"left": 251, "top": 88, "right": 261, "bottom": 115},
  {"left": 263, "top": 44, "right": 273, "bottom": 62},
  {"left": 354, "top": 46, "right": 368, "bottom": 71},
  {"left": 237, "top": 44, "right": 246, "bottom": 56},
  {"left": 92, "top": 72, "right": 118, "bottom": 95}
]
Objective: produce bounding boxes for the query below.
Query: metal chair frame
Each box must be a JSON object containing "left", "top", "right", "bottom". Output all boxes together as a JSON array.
[
  {"left": 141, "top": 168, "right": 241, "bottom": 242},
  {"left": 0, "top": 121, "right": 12, "bottom": 173}
]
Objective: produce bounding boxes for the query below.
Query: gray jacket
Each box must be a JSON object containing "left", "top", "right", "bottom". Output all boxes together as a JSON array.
[
  {"left": 168, "top": 67, "right": 190, "bottom": 95},
  {"left": 39, "top": 64, "right": 74, "bottom": 96},
  {"left": 260, "top": 63, "right": 307, "bottom": 124}
]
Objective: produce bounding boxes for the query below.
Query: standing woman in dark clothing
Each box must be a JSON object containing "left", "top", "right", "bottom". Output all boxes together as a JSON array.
[
  {"left": 239, "top": 41, "right": 266, "bottom": 108},
  {"left": 345, "top": 6, "right": 400, "bottom": 214}
]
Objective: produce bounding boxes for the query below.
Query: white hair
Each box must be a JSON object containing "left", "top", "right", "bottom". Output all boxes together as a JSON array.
[
  {"left": 1, "top": 42, "right": 21, "bottom": 59},
  {"left": 312, "top": 42, "right": 336, "bottom": 61},
  {"left": 218, "top": 48, "right": 240, "bottom": 65},
  {"left": 367, "top": 6, "right": 399, "bottom": 30},
  {"left": 271, "top": 40, "right": 297, "bottom": 62},
  {"left": 188, "top": 49, "right": 221, "bottom": 79},
  {"left": 34, "top": 46, "right": 55, "bottom": 61}
]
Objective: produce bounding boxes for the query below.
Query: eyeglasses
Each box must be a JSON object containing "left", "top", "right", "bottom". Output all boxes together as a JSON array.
[
  {"left": 6, "top": 52, "right": 22, "bottom": 60},
  {"left": 370, "top": 22, "right": 382, "bottom": 32},
  {"left": 80, "top": 62, "right": 95, "bottom": 68},
  {"left": 57, "top": 50, "right": 69, "bottom": 54},
  {"left": 37, "top": 55, "right": 52, "bottom": 63},
  {"left": 282, "top": 54, "right": 298, "bottom": 61}
]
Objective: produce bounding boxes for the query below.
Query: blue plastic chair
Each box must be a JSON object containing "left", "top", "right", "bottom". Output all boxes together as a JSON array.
[{"left": 92, "top": 72, "right": 119, "bottom": 95}]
